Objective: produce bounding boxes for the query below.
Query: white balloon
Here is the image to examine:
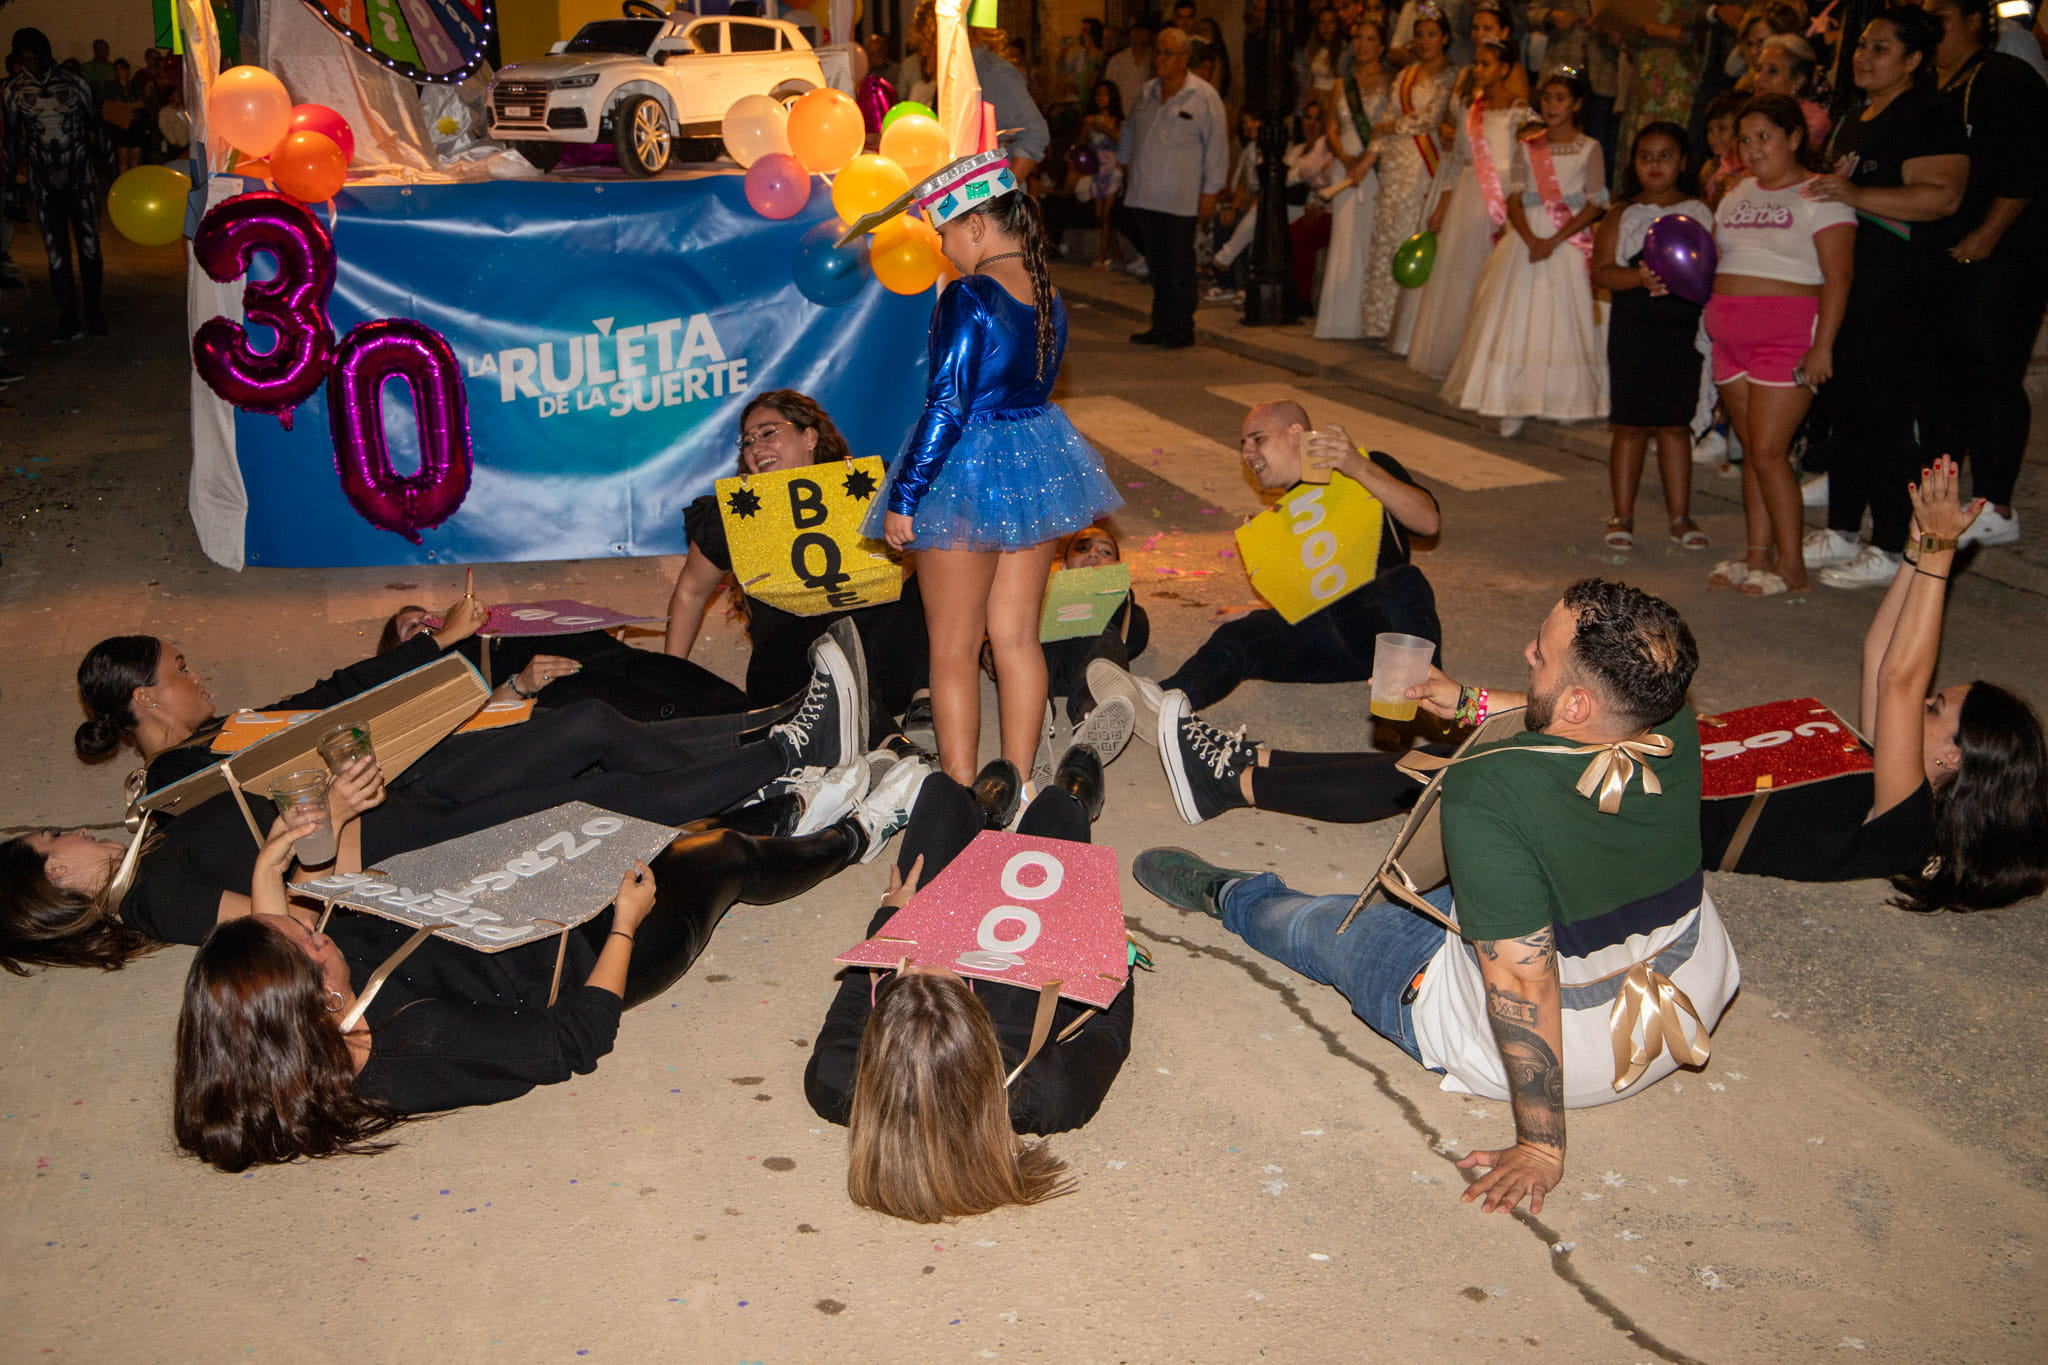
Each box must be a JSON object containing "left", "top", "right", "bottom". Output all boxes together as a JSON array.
[{"left": 721, "top": 94, "right": 792, "bottom": 169}]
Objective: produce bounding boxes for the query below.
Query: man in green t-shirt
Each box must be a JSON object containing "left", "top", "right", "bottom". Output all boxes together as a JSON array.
[{"left": 1135, "top": 579, "right": 1739, "bottom": 1216}]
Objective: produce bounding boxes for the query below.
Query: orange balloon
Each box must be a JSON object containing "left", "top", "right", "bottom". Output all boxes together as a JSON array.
[
  {"left": 877, "top": 113, "right": 950, "bottom": 183},
  {"left": 786, "top": 87, "right": 866, "bottom": 175},
  {"left": 208, "top": 65, "right": 293, "bottom": 158},
  {"left": 830, "top": 153, "right": 912, "bottom": 230},
  {"left": 871, "top": 216, "right": 943, "bottom": 295},
  {"left": 270, "top": 131, "right": 349, "bottom": 204}
]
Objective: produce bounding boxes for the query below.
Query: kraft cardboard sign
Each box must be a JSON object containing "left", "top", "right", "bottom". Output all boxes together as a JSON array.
[
  {"left": 715, "top": 459, "right": 902, "bottom": 617},
  {"left": 836, "top": 831, "right": 1129, "bottom": 1008},
  {"left": 210, "top": 698, "right": 531, "bottom": 755},
  {"left": 1233, "top": 477, "right": 1384, "bottom": 625},
  {"left": 299, "top": 802, "right": 677, "bottom": 952},
  {"left": 1698, "top": 698, "right": 1871, "bottom": 798},
  {"left": 1039, "top": 564, "right": 1131, "bottom": 642}
]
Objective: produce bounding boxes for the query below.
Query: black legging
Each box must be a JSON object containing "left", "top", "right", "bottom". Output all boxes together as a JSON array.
[
  {"left": 894, "top": 773, "right": 1091, "bottom": 882},
  {"left": 364, "top": 701, "right": 789, "bottom": 863},
  {"left": 579, "top": 822, "right": 862, "bottom": 1008},
  {"left": 1044, "top": 601, "right": 1151, "bottom": 725},
  {"left": 461, "top": 632, "right": 753, "bottom": 721},
  {"left": 1247, "top": 746, "right": 1440, "bottom": 824}
]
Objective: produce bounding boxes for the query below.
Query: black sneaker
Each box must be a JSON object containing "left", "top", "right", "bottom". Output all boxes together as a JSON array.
[
  {"left": 1132, "top": 847, "right": 1256, "bottom": 919},
  {"left": 769, "top": 631, "right": 864, "bottom": 773},
  {"left": 1157, "top": 690, "right": 1257, "bottom": 825}
]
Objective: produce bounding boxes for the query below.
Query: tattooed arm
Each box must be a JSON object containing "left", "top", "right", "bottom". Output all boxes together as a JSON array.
[{"left": 1456, "top": 924, "right": 1566, "bottom": 1214}]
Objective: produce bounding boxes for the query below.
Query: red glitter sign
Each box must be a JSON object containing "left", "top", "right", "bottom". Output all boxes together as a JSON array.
[{"left": 1697, "top": 698, "right": 1871, "bottom": 799}]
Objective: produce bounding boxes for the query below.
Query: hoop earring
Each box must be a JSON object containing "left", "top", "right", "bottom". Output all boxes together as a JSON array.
[{"left": 324, "top": 990, "right": 345, "bottom": 1013}]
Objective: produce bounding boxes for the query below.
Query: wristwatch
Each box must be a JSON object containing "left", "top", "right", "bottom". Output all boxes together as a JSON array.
[{"left": 1918, "top": 533, "right": 1959, "bottom": 554}]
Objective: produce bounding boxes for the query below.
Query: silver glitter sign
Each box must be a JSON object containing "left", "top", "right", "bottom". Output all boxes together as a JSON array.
[{"left": 300, "top": 802, "right": 677, "bottom": 951}]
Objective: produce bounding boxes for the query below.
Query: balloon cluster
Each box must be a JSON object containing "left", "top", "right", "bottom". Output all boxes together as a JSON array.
[
  {"left": 723, "top": 90, "right": 954, "bottom": 303},
  {"left": 209, "top": 65, "right": 356, "bottom": 204}
]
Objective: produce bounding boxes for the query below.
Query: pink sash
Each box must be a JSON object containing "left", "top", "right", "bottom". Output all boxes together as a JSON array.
[
  {"left": 1525, "top": 136, "right": 1593, "bottom": 269},
  {"left": 1397, "top": 67, "right": 1442, "bottom": 178},
  {"left": 1467, "top": 101, "right": 1508, "bottom": 236}
]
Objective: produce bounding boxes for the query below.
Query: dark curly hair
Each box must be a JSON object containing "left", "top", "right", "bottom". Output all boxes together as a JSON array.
[
  {"left": 1560, "top": 578, "right": 1699, "bottom": 732},
  {"left": 1891, "top": 682, "right": 2048, "bottom": 913},
  {"left": 735, "top": 389, "right": 851, "bottom": 474},
  {"left": 75, "top": 635, "right": 162, "bottom": 762}
]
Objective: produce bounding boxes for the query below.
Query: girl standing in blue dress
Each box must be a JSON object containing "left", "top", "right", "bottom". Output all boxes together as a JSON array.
[{"left": 863, "top": 151, "right": 1122, "bottom": 786}]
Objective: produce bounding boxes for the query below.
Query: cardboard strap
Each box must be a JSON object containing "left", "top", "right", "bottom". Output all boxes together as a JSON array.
[
  {"left": 1717, "top": 788, "right": 1772, "bottom": 873},
  {"left": 537, "top": 921, "right": 570, "bottom": 1008},
  {"left": 220, "top": 760, "right": 264, "bottom": 844},
  {"left": 1004, "top": 979, "right": 1064, "bottom": 1089},
  {"left": 339, "top": 923, "right": 436, "bottom": 1032}
]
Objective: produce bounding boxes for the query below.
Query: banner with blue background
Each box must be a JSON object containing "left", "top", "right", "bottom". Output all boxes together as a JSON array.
[{"left": 226, "top": 174, "right": 932, "bottom": 567}]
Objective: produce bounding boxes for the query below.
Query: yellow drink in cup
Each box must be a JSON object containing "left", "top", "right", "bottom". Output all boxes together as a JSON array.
[
  {"left": 1370, "top": 633, "right": 1435, "bottom": 723},
  {"left": 1370, "top": 696, "right": 1420, "bottom": 722}
]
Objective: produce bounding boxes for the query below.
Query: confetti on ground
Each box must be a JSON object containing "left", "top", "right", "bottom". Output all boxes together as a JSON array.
[
  {"left": 1630, "top": 1265, "right": 1648, "bottom": 1275},
  {"left": 1699, "top": 1268, "right": 1725, "bottom": 1290},
  {"left": 1668, "top": 1177, "right": 1689, "bottom": 1187},
  {"left": 1308, "top": 1253, "right": 1330, "bottom": 1262},
  {"left": 1838, "top": 1339, "right": 1866, "bottom": 1351},
  {"left": 1603, "top": 1171, "right": 1626, "bottom": 1187},
  {"left": 1106, "top": 1160, "right": 1126, "bottom": 1170},
  {"left": 1262, "top": 1165, "right": 1284, "bottom": 1174},
  {"left": 1728, "top": 1072, "right": 1746, "bottom": 1080},
  {"left": 1619, "top": 1230, "right": 1644, "bottom": 1242},
  {"left": 1410, "top": 1172, "right": 1435, "bottom": 1184},
  {"left": 1262, "top": 1179, "right": 1289, "bottom": 1196},
  {"left": 1125, "top": 481, "right": 1148, "bottom": 488},
  {"left": 1156, "top": 1067, "right": 1172, "bottom": 1074},
  {"left": 1300, "top": 1129, "right": 1322, "bottom": 1136},
  {"left": 1582, "top": 1193, "right": 1603, "bottom": 1202},
  {"left": 1808, "top": 1137, "right": 1826, "bottom": 1145},
  {"left": 1707, "top": 1082, "right": 1726, "bottom": 1092},
  {"left": 1551, "top": 1242, "right": 1575, "bottom": 1254},
  {"left": 1245, "top": 1289, "right": 1266, "bottom": 1302}
]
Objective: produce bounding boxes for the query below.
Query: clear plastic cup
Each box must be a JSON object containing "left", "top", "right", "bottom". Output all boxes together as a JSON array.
[
  {"left": 1297, "top": 428, "right": 1335, "bottom": 483},
  {"left": 269, "top": 769, "right": 338, "bottom": 866},
  {"left": 1370, "top": 633, "right": 1435, "bottom": 722},
  {"left": 317, "top": 722, "right": 375, "bottom": 774}
]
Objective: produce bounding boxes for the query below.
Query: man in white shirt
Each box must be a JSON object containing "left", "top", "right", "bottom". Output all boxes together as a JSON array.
[
  {"left": 1118, "top": 26, "right": 1230, "bottom": 349},
  {"left": 1103, "top": 16, "right": 1157, "bottom": 117}
]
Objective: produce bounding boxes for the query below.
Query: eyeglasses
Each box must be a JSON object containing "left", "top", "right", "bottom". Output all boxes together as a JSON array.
[{"left": 737, "top": 421, "right": 791, "bottom": 452}]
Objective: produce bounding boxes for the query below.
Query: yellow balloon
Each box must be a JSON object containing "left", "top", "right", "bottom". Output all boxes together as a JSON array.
[
  {"left": 871, "top": 216, "right": 943, "bottom": 295},
  {"left": 830, "top": 154, "right": 912, "bottom": 231},
  {"left": 877, "top": 113, "right": 950, "bottom": 183},
  {"left": 786, "top": 87, "right": 866, "bottom": 175},
  {"left": 108, "top": 165, "right": 193, "bottom": 247}
]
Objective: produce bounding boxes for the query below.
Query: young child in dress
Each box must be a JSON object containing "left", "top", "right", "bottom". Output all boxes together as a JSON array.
[
  {"left": 1440, "top": 69, "right": 1609, "bottom": 437},
  {"left": 1081, "top": 80, "right": 1125, "bottom": 269},
  {"left": 866, "top": 153, "right": 1123, "bottom": 789},
  {"left": 1591, "top": 121, "right": 1714, "bottom": 552},
  {"left": 1698, "top": 90, "right": 1747, "bottom": 209}
]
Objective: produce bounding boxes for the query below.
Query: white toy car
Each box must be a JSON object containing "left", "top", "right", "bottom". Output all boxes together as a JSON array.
[{"left": 488, "top": 1, "right": 825, "bottom": 177}]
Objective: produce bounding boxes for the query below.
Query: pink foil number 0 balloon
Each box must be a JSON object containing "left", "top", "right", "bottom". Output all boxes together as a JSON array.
[
  {"left": 326, "top": 318, "right": 475, "bottom": 544},
  {"left": 191, "top": 191, "right": 337, "bottom": 426}
]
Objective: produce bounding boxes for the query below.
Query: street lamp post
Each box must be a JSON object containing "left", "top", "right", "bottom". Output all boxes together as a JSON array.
[{"left": 1242, "top": 3, "right": 1296, "bottom": 326}]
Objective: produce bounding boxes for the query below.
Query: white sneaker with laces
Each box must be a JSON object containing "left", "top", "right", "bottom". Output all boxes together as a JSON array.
[
  {"left": 1692, "top": 430, "right": 1726, "bottom": 465},
  {"left": 851, "top": 754, "right": 934, "bottom": 863},
  {"left": 787, "top": 762, "right": 870, "bottom": 837},
  {"left": 1086, "top": 659, "right": 1166, "bottom": 743},
  {"left": 1800, "top": 473, "right": 1829, "bottom": 508},
  {"left": 1958, "top": 504, "right": 2019, "bottom": 548},
  {"left": 1801, "top": 528, "right": 1861, "bottom": 568},
  {"left": 1816, "top": 545, "right": 1902, "bottom": 589}
]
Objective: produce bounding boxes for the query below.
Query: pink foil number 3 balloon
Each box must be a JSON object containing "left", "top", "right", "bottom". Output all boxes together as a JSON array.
[
  {"left": 192, "top": 192, "right": 336, "bottom": 426},
  {"left": 326, "top": 319, "right": 475, "bottom": 544}
]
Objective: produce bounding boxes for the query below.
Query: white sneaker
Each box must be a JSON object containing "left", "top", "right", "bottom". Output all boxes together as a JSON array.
[
  {"left": 1498, "top": 415, "right": 1525, "bottom": 438},
  {"left": 850, "top": 754, "right": 934, "bottom": 863},
  {"left": 786, "top": 761, "right": 870, "bottom": 837},
  {"left": 1801, "top": 528, "right": 1862, "bottom": 568},
  {"left": 1958, "top": 504, "right": 2019, "bottom": 548},
  {"left": 1086, "top": 659, "right": 1166, "bottom": 744},
  {"left": 1692, "top": 430, "right": 1726, "bottom": 465},
  {"left": 1030, "top": 700, "right": 1059, "bottom": 786},
  {"left": 1800, "top": 473, "right": 1829, "bottom": 508},
  {"left": 1816, "top": 545, "right": 1902, "bottom": 589}
]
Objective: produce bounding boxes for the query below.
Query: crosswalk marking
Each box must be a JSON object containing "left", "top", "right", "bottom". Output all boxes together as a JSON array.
[
  {"left": 1063, "top": 395, "right": 1270, "bottom": 518},
  {"left": 1205, "top": 383, "right": 1561, "bottom": 491}
]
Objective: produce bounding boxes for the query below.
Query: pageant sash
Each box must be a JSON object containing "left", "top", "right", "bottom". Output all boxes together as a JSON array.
[
  {"left": 1525, "top": 136, "right": 1593, "bottom": 267},
  {"left": 1467, "top": 100, "right": 1509, "bottom": 233},
  {"left": 1398, "top": 66, "right": 1442, "bottom": 178}
]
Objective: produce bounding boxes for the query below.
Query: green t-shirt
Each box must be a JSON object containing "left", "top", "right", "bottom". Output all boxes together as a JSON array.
[{"left": 1439, "top": 704, "right": 1703, "bottom": 943}]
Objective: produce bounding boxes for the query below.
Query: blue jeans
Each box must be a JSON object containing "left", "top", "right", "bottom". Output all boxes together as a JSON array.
[{"left": 1220, "top": 873, "right": 1451, "bottom": 1064}]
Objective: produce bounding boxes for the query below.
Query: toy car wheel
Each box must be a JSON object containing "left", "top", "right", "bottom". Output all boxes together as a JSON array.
[
  {"left": 513, "top": 140, "right": 563, "bottom": 173},
  {"left": 615, "top": 95, "right": 672, "bottom": 177}
]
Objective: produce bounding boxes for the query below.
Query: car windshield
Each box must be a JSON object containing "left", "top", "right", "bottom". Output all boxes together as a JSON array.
[{"left": 563, "top": 19, "right": 662, "bottom": 55}]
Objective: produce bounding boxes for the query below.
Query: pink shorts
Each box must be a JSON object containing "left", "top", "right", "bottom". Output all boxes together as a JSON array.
[{"left": 1704, "top": 295, "right": 1819, "bottom": 388}]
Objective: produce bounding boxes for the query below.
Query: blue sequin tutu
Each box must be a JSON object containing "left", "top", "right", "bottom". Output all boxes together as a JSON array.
[{"left": 862, "top": 403, "right": 1122, "bottom": 552}]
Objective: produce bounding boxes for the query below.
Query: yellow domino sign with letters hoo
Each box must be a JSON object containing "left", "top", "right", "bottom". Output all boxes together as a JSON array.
[
  {"left": 716, "top": 458, "right": 903, "bottom": 618},
  {"left": 1233, "top": 477, "right": 1384, "bottom": 625}
]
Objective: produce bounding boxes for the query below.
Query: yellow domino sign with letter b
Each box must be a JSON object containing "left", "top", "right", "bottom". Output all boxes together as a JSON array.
[
  {"left": 715, "top": 458, "right": 903, "bottom": 617},
  {"left": 1232, "top": 477, "right": 1384, "bottom": 624}
]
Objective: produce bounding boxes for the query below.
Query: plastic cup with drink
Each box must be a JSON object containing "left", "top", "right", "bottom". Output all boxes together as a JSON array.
[
  {"left": 269, "top": 769, "right": 338, "bottom": 866},
  {"left": 317, "top": 722, "right": 375, "bottom": 773},
  {"left": 1370, "top": 633, "right": 1435, "bottom": 722},
  {"left": 1297, "top": 427, "right": 1336, "bottom": 484}
]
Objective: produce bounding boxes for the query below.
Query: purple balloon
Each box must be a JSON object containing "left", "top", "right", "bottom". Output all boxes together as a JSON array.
[
  {"left": 1070, "top": 143, "right": 1099, "bottom": 177},
  {"left": 191, "top": 191, "right": 337, "bottom": 427},
  {"left": 745, "top": 152, "right": 811, "bottom": 220},
  {"left": 326, "top": 317, "right": 474, "bottom": 543},
  {"left": 856, "top": 74, "right": 896, "bottom": 136},
  {"left": 1641, "top": 213, "right": 1718, "bottom": 307}
]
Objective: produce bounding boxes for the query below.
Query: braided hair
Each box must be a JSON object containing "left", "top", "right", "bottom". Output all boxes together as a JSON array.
[{"left": 972, "top": 188, "right": 1058, "bottom": 382}]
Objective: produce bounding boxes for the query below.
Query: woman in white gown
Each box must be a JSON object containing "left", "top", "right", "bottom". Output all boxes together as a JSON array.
[
  {"left": 1314, "top": 22, "right": 1393, "bottom": 340},
  {"left": 1406, "top": 41, "right": 1532, "bottom": 377},
  {"left": 1440, "top": 69, "right": 1609, "bottom": 434},
  {"left": 1361, "top": 7, "right": 1455, "bottom": 339}
]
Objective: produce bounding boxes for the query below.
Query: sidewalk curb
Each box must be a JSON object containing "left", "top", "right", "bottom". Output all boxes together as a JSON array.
[{"left": 1055, "top": 266, "right": 2048, "bottom": 601}]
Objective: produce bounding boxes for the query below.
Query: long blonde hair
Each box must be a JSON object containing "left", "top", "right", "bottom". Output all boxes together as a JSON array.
[{"left": 845, "top": 972, "right": 1071, "bottom": 1223}]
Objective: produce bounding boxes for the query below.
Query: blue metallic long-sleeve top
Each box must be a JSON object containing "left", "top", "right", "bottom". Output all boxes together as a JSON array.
[{"left": 886, "top": 272, "right": 1069, "bottom": 516}]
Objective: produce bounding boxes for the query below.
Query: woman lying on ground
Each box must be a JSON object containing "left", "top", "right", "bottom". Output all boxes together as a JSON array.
[
  {"left": 804, "top": 745, "right": 1133, "bottom": 1222},
  {"left": 3, "top": 628, "right": 899, "bottom": 972},
  {"left": 1115, "top": 464, "right": 2048, "bottom": 912}
]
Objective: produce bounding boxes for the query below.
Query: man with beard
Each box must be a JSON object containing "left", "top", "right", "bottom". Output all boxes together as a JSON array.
[{"left": 1131, "top": 579, "right": 1739, "bottom": 1215}]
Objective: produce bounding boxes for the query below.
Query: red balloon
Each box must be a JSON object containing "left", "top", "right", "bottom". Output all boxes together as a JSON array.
[{"left": 288, "top": 103, "right": 356, "bottom": 164}]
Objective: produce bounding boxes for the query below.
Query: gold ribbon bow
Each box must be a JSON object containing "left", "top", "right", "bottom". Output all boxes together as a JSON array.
[
  {"left": 1568, "top": 733, "right": 1675, "bottom": 814},
  {"left": 1609, "top": 961, "right": 1710, "bottom": 1092}
]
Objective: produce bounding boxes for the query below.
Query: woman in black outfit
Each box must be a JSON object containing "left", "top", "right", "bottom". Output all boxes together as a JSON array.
[
  {"left": 1039, "top": 525, "right": 1151, "bottom": 725},
  {"left": 1145, "top": 461, "right": 2048, "bottom": 912},
  {"left": 1800, "top": 5, "right": 1968, "bottom": 590},
  {"left": 664, "top": 389, "right": 931, "bottom": 715},
  {"left": 1920, "top": 0, "right": 2048, "bottom": 549},
  {"left": 804, "top": 749, "right": 1133, "bottom": 1222}
]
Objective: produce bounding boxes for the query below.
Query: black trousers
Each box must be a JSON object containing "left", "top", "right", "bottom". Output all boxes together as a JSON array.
[
  {"left": 745, "top": 576, "right": 930, "bottom": 715},
  {"left": 1827, "top": 285, "right": 1926, "bottom": 555},
  {"left": 1248, "top": 746, "right": 1439, "bottom": 824},
  {"left": 1925, "top": 247, "right": 2048, "bottom": 508},
  {"left": 1162, "top": 563, "right": 1441, "bottom": 710},
  {"left": 894, "top": 773, "right": 1092, "bottom": 884},
  {"left": 26, "top": 173, "right": 101, "bottom": 328},
  {"left": 1119, "top": 204, "right": 1200, "bottom": 342},
  {"left": 478, "top": 631, "right": 753, "bottom": 721},
  {"left": 1043, "top": 601, "right": 1150, "bottom": 724}
]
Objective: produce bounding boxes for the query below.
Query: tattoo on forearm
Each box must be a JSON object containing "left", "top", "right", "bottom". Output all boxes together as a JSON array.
[
  {"left": 1513, "top": 925, "right": 1556, "bottom": 971},
  {"left": 1486, "top": 983, "right": 1566, "bottom": 1151}
]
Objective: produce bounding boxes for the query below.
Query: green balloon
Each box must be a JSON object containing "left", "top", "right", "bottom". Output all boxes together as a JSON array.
[
  {"left": 881, "top": 100, "right": 937, "bottom": 132},
  {"left": 1391, "top": 229, "right": 1438, "bottom": 289}
]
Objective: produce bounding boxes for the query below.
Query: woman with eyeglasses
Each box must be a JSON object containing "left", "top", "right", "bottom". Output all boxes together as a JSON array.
[{"left": 664, "top": 389, "right": 930, "bottom": 716}]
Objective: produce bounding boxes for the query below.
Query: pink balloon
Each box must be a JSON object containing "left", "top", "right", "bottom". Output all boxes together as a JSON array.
[
  {"left": 744, "top": 152, "right": 811, "bottom": 220},
  {"left": 288, "top": 103, "right": 356, "bottom": 164},
  {"left": 191, "top": 191, "right": 336, "bottom": 426},
  {"left": 326, "top": 318, "right": 475, "bottom": 542}
]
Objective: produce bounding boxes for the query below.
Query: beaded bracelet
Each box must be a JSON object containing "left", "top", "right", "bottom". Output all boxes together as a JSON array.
[{"left": 1453, "top": 685, "right": 1490, "bottom": 728}]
